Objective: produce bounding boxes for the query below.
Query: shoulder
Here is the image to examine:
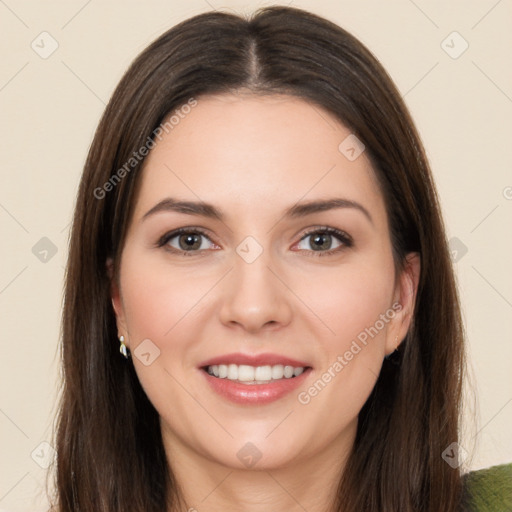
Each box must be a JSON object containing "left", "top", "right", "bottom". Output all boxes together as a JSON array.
[{"left": 461, "top": 462, "right": 512, "bottom": 511}]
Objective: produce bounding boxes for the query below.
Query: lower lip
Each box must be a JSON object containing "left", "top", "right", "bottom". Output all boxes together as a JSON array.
[{"left": 200, "top": 368, "right": 312, "bottom": 405}]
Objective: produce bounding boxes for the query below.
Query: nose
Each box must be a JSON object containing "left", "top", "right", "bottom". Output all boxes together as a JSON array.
[{"left": 218, "top": 247, "right": 293, "bottom": 334}]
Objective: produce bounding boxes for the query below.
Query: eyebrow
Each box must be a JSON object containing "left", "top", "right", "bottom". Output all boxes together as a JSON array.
[{"left": 142, "top": 197, "right": 373, "bottom": 224}]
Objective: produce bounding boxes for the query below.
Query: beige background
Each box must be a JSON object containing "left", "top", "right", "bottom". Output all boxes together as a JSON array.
[{"left": 1, "top": 0, "right": 511, "bottom": 510}]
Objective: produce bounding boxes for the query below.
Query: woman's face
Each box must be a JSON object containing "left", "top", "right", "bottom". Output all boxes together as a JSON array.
[{"left": 111, "top": 93, "right": 418, "bottom": 472}]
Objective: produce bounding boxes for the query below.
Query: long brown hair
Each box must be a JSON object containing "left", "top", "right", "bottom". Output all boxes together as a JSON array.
[{"left": 51, "top": 6, "right": 465, "bottom": 511}]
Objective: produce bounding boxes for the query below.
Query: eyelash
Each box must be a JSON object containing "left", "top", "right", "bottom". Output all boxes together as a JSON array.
[
  {"left": 157, "top": 227, "right": 215, "bottom": 257},
  {"left": 296, "top": 226, "right": 353, "bottom": 257},
  {"left": 156, "top": 226, "right": 353, "bottom": 257}
]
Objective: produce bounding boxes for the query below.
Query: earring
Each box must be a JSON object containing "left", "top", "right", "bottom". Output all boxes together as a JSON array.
[{"left": 119, "top": 335, "right": 129, "bottom": 359}]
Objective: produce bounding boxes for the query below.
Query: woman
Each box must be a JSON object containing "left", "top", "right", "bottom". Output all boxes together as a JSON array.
[{"left": 51, "top": 6, "right": 510, "bottom": 512}]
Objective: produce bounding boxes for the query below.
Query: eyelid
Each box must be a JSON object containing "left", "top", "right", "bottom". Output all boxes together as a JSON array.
[
  {"left": 292, "top": 225, "right": 353, "bottom": 256},
  {"left": 297, "top": 225, "right": 353, "bottom": 245},
  {"left": 156, "top": 226, "right": 218, "bottom": 252}
]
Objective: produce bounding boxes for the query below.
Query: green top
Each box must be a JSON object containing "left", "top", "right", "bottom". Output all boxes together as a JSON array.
[{"left": 462, "top": 463, "right": 512, "bottom": 511}]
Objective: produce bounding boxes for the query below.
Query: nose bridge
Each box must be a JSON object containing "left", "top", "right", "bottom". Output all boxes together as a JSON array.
[{"left": 219, "top": 236, "right": 292, "bottom": 331}]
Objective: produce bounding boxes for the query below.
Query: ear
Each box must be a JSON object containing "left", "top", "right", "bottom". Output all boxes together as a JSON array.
[
  {"left": 107, "top": 257, "right": 129, "bottom": 346},
  {"left": 385, "top": 252, "right": 421, "bottom": 355}
]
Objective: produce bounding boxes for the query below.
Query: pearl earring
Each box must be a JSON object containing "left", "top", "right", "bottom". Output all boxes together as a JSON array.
[{"left": 119, "top": 335, "right": 129, "bottom": 359}]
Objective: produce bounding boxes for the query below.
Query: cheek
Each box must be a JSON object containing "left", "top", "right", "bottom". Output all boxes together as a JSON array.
[
  {"left": 294, "top": 268, "right": 395, "bottom": 432},
  {"left": 120, "top": 250, "right": 209, "bottom": 343},
  {"left": 118, "top": 250, "right": 209, "bottom": 419},
  {"left": 292, "top": 255, "right": 396, "bottom": 407},
  {"left": 118, "top": 246, "right": 223, "bottom": 410},
  {"left": 294, "top": 257, "right": 395, "bottom": 348}
]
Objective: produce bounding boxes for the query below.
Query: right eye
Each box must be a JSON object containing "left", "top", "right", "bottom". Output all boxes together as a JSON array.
[{"left": 158, "top": 228, "right": 218, "bottom": 255}]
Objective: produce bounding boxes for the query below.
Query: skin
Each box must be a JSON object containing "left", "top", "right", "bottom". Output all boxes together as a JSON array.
[{"left": 110, "top": 93, "right": 420, "bottom": 512}]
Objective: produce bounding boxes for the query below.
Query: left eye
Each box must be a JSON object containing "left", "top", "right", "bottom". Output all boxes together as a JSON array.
[{"left": 296, "top": 230, "right": 347, "bottom": 252}]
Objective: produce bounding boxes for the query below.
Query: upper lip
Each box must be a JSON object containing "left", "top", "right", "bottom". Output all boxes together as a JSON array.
[{"left": 199, "top": 352, "right": 311, "bottom": 368}]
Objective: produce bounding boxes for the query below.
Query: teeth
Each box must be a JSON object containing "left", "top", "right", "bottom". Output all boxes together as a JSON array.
[
  {"left": 206, "top": 363, "right": 307, "bottom": 383},
  {"left": 271, "top": 364, "right": 284, "bottom": 379},
  {"left": 255, "top": 365, "right": 272, "bottom": 381},
  {"left": 227, "top": 363, "right": 238, "bottom": 380},
  {"left": 293, "top": 367, "right": 304, "bottom": 377}
]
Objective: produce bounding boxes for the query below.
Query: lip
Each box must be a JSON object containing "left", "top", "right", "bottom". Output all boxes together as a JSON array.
[
  {"left": 200, "top": 366, "right": 312, "bottom": 405},
  {"left": 198, "top": 352, "right": 311, "bottom": 368}
]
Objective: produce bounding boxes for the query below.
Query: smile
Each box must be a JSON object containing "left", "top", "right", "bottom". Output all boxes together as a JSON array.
[
  {"left": 198, "top": 353, "right": 313, "bottom": 404},
  {"left": 205, "top": 363, "right": 306, "bottom": 384}
]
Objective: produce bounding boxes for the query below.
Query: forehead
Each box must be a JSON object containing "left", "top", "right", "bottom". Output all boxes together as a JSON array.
[{"left": 133, "top": 93, "right": 386, "bottom": 224}]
